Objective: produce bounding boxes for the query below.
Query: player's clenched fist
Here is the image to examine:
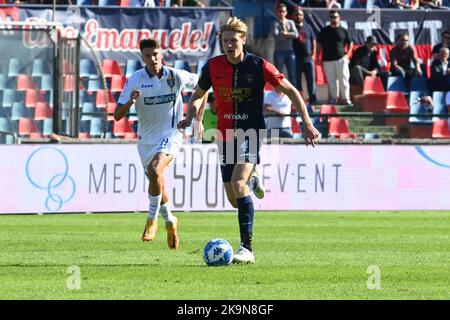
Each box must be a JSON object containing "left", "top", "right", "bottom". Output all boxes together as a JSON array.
[{"left": 130, "top": 90, "right": 141, "bottom": 103}]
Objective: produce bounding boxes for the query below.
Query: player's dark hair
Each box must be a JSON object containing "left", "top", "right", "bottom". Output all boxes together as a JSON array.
[
  {"left": 329, "top": 10, "right": 339, "bottom": 17},
  {"left": 139, "top": 38, "right": 160, "bottom": 51}
]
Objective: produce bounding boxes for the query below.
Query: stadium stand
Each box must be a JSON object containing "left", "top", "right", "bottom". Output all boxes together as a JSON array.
[
  {"left": 328, "top": 117, "right": 357, "bottom": 139},
  {"left": 432, "top": 119, "right": 450, "bottom": 138}
]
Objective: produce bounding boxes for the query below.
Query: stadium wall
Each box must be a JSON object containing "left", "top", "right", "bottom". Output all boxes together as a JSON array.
[{"left": 0, "top": 144, "right": 449, "bottom": 214}]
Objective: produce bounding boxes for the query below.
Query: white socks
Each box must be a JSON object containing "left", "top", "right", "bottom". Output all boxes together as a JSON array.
[
  {"left": 148, "top": 194, "right": 162, "bottom": 220},
  {"left": 148, "top": 194, "right": 174, "bottom": 223},
  {"left": 160, "top": 202, "right": 175, "bottom": 224}
]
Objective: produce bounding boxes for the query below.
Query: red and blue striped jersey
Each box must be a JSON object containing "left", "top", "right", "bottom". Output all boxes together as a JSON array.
[{"left": 198, "top": 52, "right": 285, "bottom": 140}]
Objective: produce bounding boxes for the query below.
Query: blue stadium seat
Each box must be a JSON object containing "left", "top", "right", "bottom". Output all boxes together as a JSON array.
[
  {"left": 8, "top": 58, "right": 24, "bottom": 77},
  {"left": 409, "top": 77, "right": 430, "bottom": 94},
  {"left": 387, "top": 76, "right": 408, "bottom": 94},
  {"left": 174, "top": 60, "right": 191, "bottom": 72},
  {"left": 90, "top": 118, "right": 105, "bottom": 137},
  {"left": 1, "top": 89, "right": 16, "bottom": 108},
  {"left": 11, "top": 102, "right": 30, "bottom": 120},
  {"left": 81, "top": 102, "right": 102, "bottom": 121},
  {"left": 80, "top": 59, "right": 98, "bottom": 79},
  {"left": 79, "top": 120, "right": 90, "bottom": 133},
  {"left": 0, "top": 106, "right": 8, "bottom": 118},
  {"left": 432, "top": 91, "right": 447, "bottom": 121},
  {"left": 80, "top": 90, "right": 95, "bottom": 104},
  {"left": 125, "top": 59, "right": 143, "bottom": 77},
  {"left": 0, "top": 74, "right": 14, "bottom": 90},
  {"left": 98, "top": 0, "right": 118, "bottom": 5},
  {"left": 87, "top": 78, "right": 103, "bottom": 92},
  {"left": 42, "top": 118, "right": 53, "bottom": 136},
  {"left": 76, "top": 0, "right": 94, "bottom": 5},
  {"left": 31, "top": 59, "right": 51, "bottom": 77},
  {"left": 38, "top": 74, "right": 54, "bottom": 91}
]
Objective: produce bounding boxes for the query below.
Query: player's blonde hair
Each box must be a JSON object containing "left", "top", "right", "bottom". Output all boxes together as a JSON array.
[{"left": 220, "top": 17, "right": 248, "bottom": 37}]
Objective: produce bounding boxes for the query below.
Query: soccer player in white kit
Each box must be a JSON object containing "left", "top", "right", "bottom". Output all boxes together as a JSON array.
[{"left": 114, "top": 38, "right": 201, "bottom": 249}]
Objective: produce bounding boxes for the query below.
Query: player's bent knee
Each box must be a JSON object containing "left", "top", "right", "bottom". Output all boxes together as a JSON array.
[
  {"left": 147, "top": 162, "right": 163, "bottom": 180},
  {"left": 231, "top": 179, "right": 248, "bottom": 197}
]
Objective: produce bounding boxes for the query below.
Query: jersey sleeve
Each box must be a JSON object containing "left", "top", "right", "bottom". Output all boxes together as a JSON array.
[
  {"left": 117, "top": 76, "right": 136, "bottom": 105},
  {"left": 178, "top": 69, "right": 199, "bottom": 91},
  {"left": 197, "top": 61, "right": 212, "bottom": 91},
  {"left": 263, "top": 60, "right": 285, "bottom": 87}
]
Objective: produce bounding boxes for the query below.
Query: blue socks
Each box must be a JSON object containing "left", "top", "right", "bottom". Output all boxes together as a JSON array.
[{"left": 237, "top": 195, "right": 254, "bottom": 252}]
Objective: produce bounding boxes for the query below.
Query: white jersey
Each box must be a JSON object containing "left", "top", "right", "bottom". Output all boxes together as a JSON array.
[
  {"left": 118, "top": 66, "right": 198, "bottom": 144},
  {"left": 264, "top": 90, "right": 292, "bottom": 129}
]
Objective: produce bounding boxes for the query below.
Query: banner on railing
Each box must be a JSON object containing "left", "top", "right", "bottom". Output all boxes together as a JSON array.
[
  {"left": 0, "top": 5, "right": 225, "bottom": 63},
  {"left": 0, "top": 144, "right": 449, "bottom": 214}
]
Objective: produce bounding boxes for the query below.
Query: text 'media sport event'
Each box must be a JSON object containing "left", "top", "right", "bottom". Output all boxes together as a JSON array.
[{"left": 0, "top": 1, "right": 449, "bottom": 215}]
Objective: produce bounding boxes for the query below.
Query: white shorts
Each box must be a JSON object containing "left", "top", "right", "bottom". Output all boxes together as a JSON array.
[{"left": 137, "top": 134, "right": 183, "bottom": 171}]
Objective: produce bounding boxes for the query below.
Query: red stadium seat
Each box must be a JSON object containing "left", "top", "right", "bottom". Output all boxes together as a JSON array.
[
  {"left": 355, "top": 76, "right": 388, "bottom": 112},
  {"left": 113, "top": 117, "right": 132, "bottom": 137},
  {"left": 96, "top": 89, "right": 116, "bottom": 109},
  {"left": 362, "top": 76, "right": 385, "bottom": 94},
  {"left": 102, "top": 59, "right": 122, "bottom": 77},
  {"left": 34, "top": 102, "right": 53, "bottom": 120},
  {"left": 431, "top": 120, "right": 450, "bottom": 139},
  {"left": 320, "top": 104, "right": 337, "bottom": 123},
  {"left": 328, "top": 117, "right": 357, "bottom": 139},
  {"left": 124, "top": 131, "right": 137, "bottom": 139},
  {"left": 385, "top": 91, "right": 410, "bottom": 126},
  {"left": 110, "top": 75, "right": 127, "bottom": 92},
  {"left": 18, "top": 118, "right": 38, "bottom": 136},
  {"left": 25, "top": 89, "right": 46, "bottom": 108},
  {"left": 291, "top": 117, "right": 302, "bottom": 134},
  {"left": 16, "top": 74, "right": 36, "bottom": 91},
  {"left": 78, "top": 132, "right": 91, "bottom": 139}
]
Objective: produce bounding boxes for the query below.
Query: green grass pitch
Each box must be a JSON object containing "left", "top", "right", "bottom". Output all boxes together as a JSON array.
[{"left": 0, "top": 211, "right": 449, "bottom": 300}]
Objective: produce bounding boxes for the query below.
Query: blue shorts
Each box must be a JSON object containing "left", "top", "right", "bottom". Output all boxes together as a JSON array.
[{"left": 216, "top": 135, "right": 262, "bottom": 183}]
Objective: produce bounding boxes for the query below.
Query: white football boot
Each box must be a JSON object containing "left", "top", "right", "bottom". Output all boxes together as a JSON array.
[
  {"left": 250, "top": 166, "right": 265, "bottom": 199},
  {"left": 232, "top": 246, "right": 255, "bottom": 264}
]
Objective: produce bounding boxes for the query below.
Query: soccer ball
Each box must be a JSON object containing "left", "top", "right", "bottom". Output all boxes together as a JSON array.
[{"left": 203, "top": 238, "right": 234, "bottom": 267}]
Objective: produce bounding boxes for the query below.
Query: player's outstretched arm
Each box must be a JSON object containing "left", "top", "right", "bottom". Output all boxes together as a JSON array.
[
  {"left": 275, "top": 79, "right": 320, "bottom": 147},
  {"left": 178, "top": 86, "right": 208, "bottom": 129},
  {"left": 114, "top": 90, "right": 141, "bottom": 121}
]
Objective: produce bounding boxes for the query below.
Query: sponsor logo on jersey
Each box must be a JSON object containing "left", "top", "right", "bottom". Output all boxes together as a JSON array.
[
  {"left": 141, "top": 84, "right": 154, "bottom": 88},
  {"left": 223, "top": 113, "right": 249, "bottom": 120},
  {"left": 144, "top": 94, "right": 176, "bottom": 105}
]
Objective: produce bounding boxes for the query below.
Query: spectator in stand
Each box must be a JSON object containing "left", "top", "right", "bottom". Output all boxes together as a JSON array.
[
  {"left": 307, "top": 0, "right": 342, "bottom": 8},
  {"left": 390, "top": 0, "right": 420, "bottom": 9},
  {"left": 389, "top": 32, "right": 422, "bottom": 88},
  {"left": 292, "top": 7, "right": 317, "bottom": 104},
  {"left": 271, "top": 3, "right": 298, "bottom": 87},
  {"left": 432, "top": 30, "right": 450, "bottom": 61},
  {"left": 316, "top": 10, "right": 352, "bottom": 105},
  {"left": 275, "top": 1, "right": 307, "bottom": 18},
  {"left": 173, "top": 0, "right": 205, "bottom": 6},
  {"left": 349, "top": 35, "right": 389, "bottom": 87},
  {"left": 430, "top": 47, "right": 450, "bottom": 92},
  {"left": 264, "top": 87, "right": 294, "bottom": 138},
  {"left": 419, "top": 0, "right": 442, "bottom": 9}
]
